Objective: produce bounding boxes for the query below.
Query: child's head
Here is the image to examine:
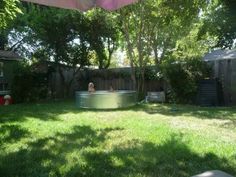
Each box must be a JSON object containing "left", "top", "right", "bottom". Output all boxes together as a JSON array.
[{"left": 88, "top": 82, "right": 94, "bottom": 88}]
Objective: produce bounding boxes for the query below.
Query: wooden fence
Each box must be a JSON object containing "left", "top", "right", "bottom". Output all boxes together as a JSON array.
[
  {"left": 208, "top": 59, "right": 236, "bottom": 106},
  {"left": 51, "top": 67, "right": 165, "bottom": 98},
  {"left": 49, "top": 61, "right": 236, "bottom": 106}
]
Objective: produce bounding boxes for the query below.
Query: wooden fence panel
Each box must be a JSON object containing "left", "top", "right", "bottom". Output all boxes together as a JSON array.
[
  {"left": 209, "top": 59, "right": 236, "bottom": 105},
  {"left": 231, "top": 60, "right": 236, "bottom": 105},
  {"left": 51, "top": 67, "right": 165, "bottom": 98}
]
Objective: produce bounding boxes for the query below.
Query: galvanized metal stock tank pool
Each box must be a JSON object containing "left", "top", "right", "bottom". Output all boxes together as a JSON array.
[{"left": 75, "top": 90, "right": 137, "bottom": 109}]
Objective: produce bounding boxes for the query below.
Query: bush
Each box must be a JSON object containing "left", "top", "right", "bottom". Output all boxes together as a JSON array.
[
  {"left": 135, "top": 67, "right": 163, "bottom": 81},
  {"left": 161, "top": 57, "right": 211, "bottom": 104},
  {"left": 11, "top": 63, "right": 49, "bottom": 103}
]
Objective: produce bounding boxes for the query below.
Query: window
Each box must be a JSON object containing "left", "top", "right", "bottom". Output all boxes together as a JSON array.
[
  {"left": 0, "top": 83, "right": 8, "bottom": 91},
  {"left": 0, "top": 62, "right": 3, "bottom": 77}
]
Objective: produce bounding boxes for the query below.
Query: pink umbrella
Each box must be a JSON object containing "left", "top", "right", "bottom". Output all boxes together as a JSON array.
[{"left": 21, "top": 0, "right": 137, "bottom": 11}]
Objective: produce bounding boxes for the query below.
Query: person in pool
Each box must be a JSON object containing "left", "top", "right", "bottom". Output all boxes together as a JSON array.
[
  {"left": 88, "top": 82, "right": 95, "bottom": 93},
  {"left": 109, "top": 84, "right": 114, "bottom": 92}
]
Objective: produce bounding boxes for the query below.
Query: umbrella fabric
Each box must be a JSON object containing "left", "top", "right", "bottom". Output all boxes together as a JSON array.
[
  {"left": 21, "top": 0, "right": 137, "bottom": 11},
  {"left": 97, "top": 0, "right": 137, "bottom": 10},
  {"left": 22, "top": 0, "right": 95, "bottom": 11}
]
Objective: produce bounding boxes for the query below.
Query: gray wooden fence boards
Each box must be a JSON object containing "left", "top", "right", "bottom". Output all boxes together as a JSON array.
[
  {"left": 203, "top": 49, "right": 236, "bottom": 106},
  {"left": 51, "top": 67, "right": 164, "bottom": 98}
]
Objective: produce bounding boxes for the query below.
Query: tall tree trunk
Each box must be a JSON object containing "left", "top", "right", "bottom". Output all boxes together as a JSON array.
[
  {"left": 66, "top": 67, "right": 80, "bottom": 97},
  {"left": 104, "top": 39, "right": 115, "bottom": 69},
  {"left": 58, "top": 66, "right": 66, "bottom": 98},
  {"left": 104, "top": 52, "right": 112, "bottom": 69},
  {"left": 137, "top": 5, "right": 145, "bottom": 94},
  {"left": 123, "top": 19, "right": 136, "bottom": 90},
  {"left": 0, "top": 32, "right": 8, "bottom": 50},
  {"left": 153, "top": 45, "right": 159, "bottom": 66}
]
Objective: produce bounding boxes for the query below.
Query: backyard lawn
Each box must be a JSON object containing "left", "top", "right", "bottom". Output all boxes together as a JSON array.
[{"left": 0, "top": 101, "right": 236, "bottom": 177}]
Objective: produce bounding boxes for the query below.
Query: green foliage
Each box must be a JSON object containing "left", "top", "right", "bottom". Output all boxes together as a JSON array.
[
  {"left": 0, "top": 2, "right": 34, "bottom": 51},
  {"left": 24, "top": 6, "right": 93, "bottom": 97},
  {"left": 119, "top": 0, "right": 208, "bottom": 91},
  {"left": 120, "top": 0, "right": 208, "bottom": 63},
  {"left": 0, "top": 0, "right": 22, "bottom": 29},
  {"left": 86, "top": 9, "right": 119, "bottom": 69},
  {"left": 78, "top": 67, "right": 164, "bottom": 81},
  {"left": 161, "top": 57, "right": 211, "bottom": 103},
  {"left": 28, "top": 7, "right": 79, "bottom": 62},
  {"left": 174, "top": 23, "right": 217, "bottom": 59},
  {"left": 11, "top": 62, "right": 49, "bottom": 103},
  {"left": 199, "top": 0, "right": 236, "bottom": 49},
  {"left": 136, "top": 67, "right": 163, "bottom": 81},
  {"left": 78, "top": 69, "right": 131, "bottom": 80}
]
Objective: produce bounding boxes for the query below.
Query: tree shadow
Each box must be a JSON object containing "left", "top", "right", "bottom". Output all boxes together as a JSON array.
[
  {"left": 1, "top": 101, "right": 236, "bottom": 130},
  {"left": 0, "top": 125, "right": 123, "bottom": 177},
  {"left": 0, "top": 101, "right": 138, "bottom": 124},
  {"left": 143, "top": 103, "right": 236, "bottom": 128},
  {"left": 0, "top": 125, "right": 235, "bottom": 177},
  {"left": 70, "top": 135, "right": 236, "bottom": 177},
  {"left": 0, "top": 101, "right": 83, "bottom": 123},
  {"left": 1, "top": 101, "right": 236, "bottom": 129},
  {"left": 0, "top": 124, "right": 29, "bottom": 147},
  {"left": 0, "top": 98, "right": 133, "bottom": 122}
]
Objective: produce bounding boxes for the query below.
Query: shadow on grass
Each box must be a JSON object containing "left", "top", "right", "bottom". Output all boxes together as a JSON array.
[
  {"left": 0, "top": 100, "right": 140, "bottom": 123},
  {"left": 0, "top": 125, "right": 235, "bottom": 177},
  {"left": 142, "top": 103, "right": 236, "bottom": 128},
  {"left": 0, "top": 124, "right": 29, "bottom": 147},
  {"left": 1, "top": 101, "right": 236, "bottom": 128},
  {"left": 0, "top": 101, "right": 83, "bottom": 123},
  {"left": 0, "top": 125, "right": 123, "bottom": 177}
]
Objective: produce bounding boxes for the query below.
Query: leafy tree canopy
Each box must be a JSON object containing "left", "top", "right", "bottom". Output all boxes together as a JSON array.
[
  {"left": 85, "top": 9, "right": 120, "bottom": 69},
  {"left": 199, "top": 0, "right": 236, "bottom": 49},
  {"left": 0, "top": 0, "right": 22, "bottom": 29}
]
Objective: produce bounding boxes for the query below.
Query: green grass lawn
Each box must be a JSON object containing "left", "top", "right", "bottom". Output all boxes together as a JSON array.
[{"left": 0, "top": 101, "right": 236, "bottom": 177}]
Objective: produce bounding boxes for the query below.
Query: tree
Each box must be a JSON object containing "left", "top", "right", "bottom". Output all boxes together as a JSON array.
[
  {"left": 1, "top": 3, "right": 120, "bottom": 96},
  {"left": 199, "top": 0, "right": 236, "bottom": 49},
  {"left": 148, "top": 1, "right": 207, "bottom": 64},
  {"left": 86, "top": 9, "right": 119, "bottom": 69},
  {"left": 0, "top": 0, "right": 22, "bottom": 29},
  {"left": 119, "top": 0, "right": 207, "bottom": 93},
  {"left": 0, "top": 1, "right": 34, "bottom": 53},
  {"left": 119, "top": 1, "right": 151, "bottom": 92},
  {"left": 26, "top": 6, "right": 91, "bottom": 97},
  {"left": 173, "top": 23, "right": 217, "bottom": 59}
]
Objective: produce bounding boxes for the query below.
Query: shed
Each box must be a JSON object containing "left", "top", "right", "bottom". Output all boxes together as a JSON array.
[
  {"left": 203, "top": 49, "right": 236, "bottom": 105},
  {"left": 0, "top": 50, "right": 21, "bottom": 95}
]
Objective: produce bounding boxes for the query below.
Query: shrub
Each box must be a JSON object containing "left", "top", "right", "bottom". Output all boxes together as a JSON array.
[
  {"left": 11, "top": 63, "right": 49, "bottom": 103},
  {"left": 135, "top": 67, "right": 163, "bottom": 81},
  {"left": 161, "top": 57, "right": 211, "bottom": 104}
]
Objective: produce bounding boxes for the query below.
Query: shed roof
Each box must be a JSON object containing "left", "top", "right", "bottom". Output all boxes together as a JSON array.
[
  {"left": 203, "top": 49, "right": 236, "bottom": 61},
  {"left": 0, "top": 50, "right": 21, "bottom": 61}
]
